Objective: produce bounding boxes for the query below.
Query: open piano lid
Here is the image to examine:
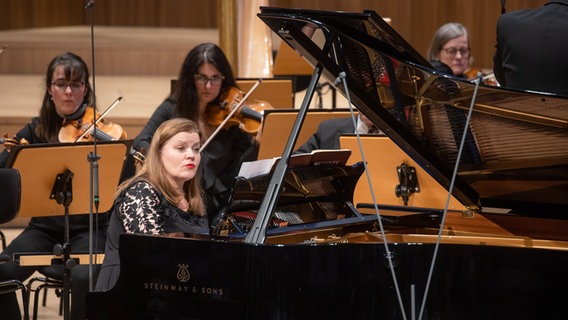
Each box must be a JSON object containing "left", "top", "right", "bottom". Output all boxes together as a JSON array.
[{"left": 258, "top": 7, "right": 568, "bottom": 216}]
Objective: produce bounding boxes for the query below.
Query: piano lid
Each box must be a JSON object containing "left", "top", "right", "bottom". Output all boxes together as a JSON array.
[{"left": 258, "top": 7, "right": 568, "bottom": 216}]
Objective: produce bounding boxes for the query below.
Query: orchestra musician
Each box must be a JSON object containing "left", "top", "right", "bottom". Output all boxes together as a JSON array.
[
  {"left": 294, "top": 113, "right": 382, "bottom": 154},
  {"left": 427, "top": 22, "right": 497, "bottom": 85},
  {"left": 132, "top": 43, "right": 260, "bottom": 225},
  {"left": 95, "top": 118, "right": 208, "bottom": 292},
  {"left": 0, "top": 52, "right": 112, "bottom": 320},
  {"left": 493, "top": 0, "right": 568, "bottom": 96}
]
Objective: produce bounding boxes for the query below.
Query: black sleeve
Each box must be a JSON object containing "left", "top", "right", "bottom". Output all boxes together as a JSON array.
[
  {"left": 493, "top": 17, "right": 506, "bottom": 87},
  {"left": 294, "top": 127, "right": 322, "bottom": 155},
  {"left": 132, "top": 99, "right": 175, "bottom": 154}
]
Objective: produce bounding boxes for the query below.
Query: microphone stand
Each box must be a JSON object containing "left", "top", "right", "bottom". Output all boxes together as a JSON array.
[
  {"left": 84, "top": 0, "right": 101, "bottom": 294},
  {"left": 50, "top": 169, "right": 75, "bottom": 320}
]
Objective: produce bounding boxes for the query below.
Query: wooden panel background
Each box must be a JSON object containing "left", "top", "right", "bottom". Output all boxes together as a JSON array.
[{"left": 0, "top": 0, "right": 547, "bottom": 69}]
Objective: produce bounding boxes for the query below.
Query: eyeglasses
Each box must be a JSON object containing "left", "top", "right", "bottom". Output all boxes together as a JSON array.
[
  {"left": 51, "top": 80, "right": 85, "bottom": 92},
  {"left": 442, "top": 47, "right": 470, "bottom": 57},
  {"left": 194, "top": 74, "right": 224, "bottom": 86}
]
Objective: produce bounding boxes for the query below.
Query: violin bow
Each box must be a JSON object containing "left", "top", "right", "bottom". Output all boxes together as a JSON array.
[
  {"left": 199, "top": 79, "right": 262, "bottom": 152},
  {"left": 74, "top": 96, "right": 123, "bottom": 142}
]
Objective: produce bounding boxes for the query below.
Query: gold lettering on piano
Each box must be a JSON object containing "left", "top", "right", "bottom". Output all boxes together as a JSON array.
[
  {"left": 144, "top": 282, "right": 191, "bottom": 292},
  {"left": 143, "top": 282, "right": 224, "bottom": 297},
  {"left": 141, "top": 262, "right": 224, "bottom": 297}
]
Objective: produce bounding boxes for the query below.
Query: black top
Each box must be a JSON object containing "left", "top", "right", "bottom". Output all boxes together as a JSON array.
[
  {"left": 493, "top": 0, "right": 568, "bottom": 95},
  {"left": 294, "top": 117, "right": 355, "bottom": 154}
]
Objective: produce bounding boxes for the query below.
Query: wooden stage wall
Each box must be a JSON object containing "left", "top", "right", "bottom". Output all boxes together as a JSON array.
[{"left": 0, "top": 0, "right": 548, "bottom": 70}]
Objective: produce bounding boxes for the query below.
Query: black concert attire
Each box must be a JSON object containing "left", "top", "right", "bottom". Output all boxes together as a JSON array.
[
  {"left": 493, "top": 0, "right": 568, "bottom": 96},
  {"left": 294, "top": 117, "right": 356, "bottom": 154},
  {"left": 0, "top": 116, "right": 107, "bottom": 320},
  {"left": 94, "top": 180, "right": 208, "bottom": 291},
  {"left": 133, "top": 99, "right": 259, "bottom": 225},
  {"left": 294, "top": 115, "right": 383, "bottom": 155}
]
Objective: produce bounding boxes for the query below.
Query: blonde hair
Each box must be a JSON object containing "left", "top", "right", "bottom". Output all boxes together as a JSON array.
[{"left": 117, "top": 118, "right": 206, "bottom": 216}]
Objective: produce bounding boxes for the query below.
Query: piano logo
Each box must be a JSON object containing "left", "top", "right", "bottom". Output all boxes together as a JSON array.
[{"left": 177, "top": 263, "right": 191, "bottom": 282}]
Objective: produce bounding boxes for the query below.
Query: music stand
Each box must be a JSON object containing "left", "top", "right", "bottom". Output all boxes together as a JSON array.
[{"left": 6, "top": 140, "right": 129, "bottom": 319}]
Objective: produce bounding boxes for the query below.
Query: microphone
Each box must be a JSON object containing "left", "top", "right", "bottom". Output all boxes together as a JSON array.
[
  {"left": 333, "top": 71, "right": 346, "bottom": 87},
  {"left": 85, "top": 0, "right": 94, "bottom": 10}
]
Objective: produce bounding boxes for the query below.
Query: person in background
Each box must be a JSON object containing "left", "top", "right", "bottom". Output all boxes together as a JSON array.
[
  {"left": 95, "top": 118, "right": 207, "bottom": 292},
  {"left": 0, "top": 52, "right": 107, "bottom": 320},
  {"left": 427, "top": 22, "right": 472, "bottom": 78},
  {"left": 294, "top": 113, "right": 381, "bottom": 154},
  {"left": 132, "top": 43, "right": 259, "bottom": 225},
  {"left": 493, "top": 0, "right": 568, "bottom": 96}
]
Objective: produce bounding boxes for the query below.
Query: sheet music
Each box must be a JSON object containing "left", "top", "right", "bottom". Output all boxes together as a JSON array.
[{"left": 237, "top": 149, "right": 351, "bottom": 179}]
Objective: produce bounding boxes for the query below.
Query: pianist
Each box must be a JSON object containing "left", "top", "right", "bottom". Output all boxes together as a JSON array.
[{"left": 95, "top": 118, "right": 208, "bottom": 292}]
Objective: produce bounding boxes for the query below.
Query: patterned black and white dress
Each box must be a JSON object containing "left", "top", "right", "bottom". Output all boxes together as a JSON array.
[{"left": 94, "top": 180, "right": 208, "bottom": 291}]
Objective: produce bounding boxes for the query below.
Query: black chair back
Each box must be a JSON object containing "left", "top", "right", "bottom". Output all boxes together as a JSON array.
[{"left": 0, "top": 168, "right": 21, "bottom": 224}]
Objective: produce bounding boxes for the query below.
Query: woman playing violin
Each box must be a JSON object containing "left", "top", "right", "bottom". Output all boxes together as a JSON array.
[
  {"left": 427, "top": 22, "right": 497, "bottom": 85},
  {"left": 133, "top": 43, "right": 260, "bottom": 226},
  {"left": 0, "top": 52, "right": 108, "bottom": 320}
]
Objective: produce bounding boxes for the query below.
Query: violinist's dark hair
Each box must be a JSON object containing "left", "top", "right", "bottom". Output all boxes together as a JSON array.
[
  {"left": 173, "top": 43, "right": 238, "bottom": 121},
  {"left": 36, "top": 52, "right": 93, "bottom": 142}
]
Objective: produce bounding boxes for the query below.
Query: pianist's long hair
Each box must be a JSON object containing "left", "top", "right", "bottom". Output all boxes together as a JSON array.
[{"left": 116, "top": 118, "right": 206, "bottom": 216}]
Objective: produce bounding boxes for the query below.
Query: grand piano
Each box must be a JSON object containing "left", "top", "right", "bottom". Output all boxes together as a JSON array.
[{"left": 87, "top": 7, "right": 568, "bottom": 320}]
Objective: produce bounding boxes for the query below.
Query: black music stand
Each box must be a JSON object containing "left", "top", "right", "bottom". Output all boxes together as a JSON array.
[{"left": 6, "top": 141, "right": 129, "bottom": 320}]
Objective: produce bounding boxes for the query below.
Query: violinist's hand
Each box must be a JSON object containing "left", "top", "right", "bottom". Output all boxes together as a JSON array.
[{"left": 1, "top": 134, "right": 28, "bottom": 152}]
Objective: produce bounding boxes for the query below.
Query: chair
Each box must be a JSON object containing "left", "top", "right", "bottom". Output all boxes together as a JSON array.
[
  {"left": 27, "top": 266, "right": 64, "bottom": 320},
  {"left": 0, "top": 168, "right": 29, "bottom": 320}
]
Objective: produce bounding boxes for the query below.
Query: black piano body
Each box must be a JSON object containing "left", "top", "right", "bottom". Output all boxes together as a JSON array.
[
  {"left": 88, "top": 7, "right": 568, "bottom": 319},
  {"left": 88, "top": 233, "right": 568, "bottom": 320}
]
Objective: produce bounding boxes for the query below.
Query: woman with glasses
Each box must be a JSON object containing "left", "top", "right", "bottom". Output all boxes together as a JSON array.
[
  {"left": 133, "top": 43, "right": 259, "bottom": 227},
  {"left": 427, "top": 22, "right": 472, "bottom": 78},
  {"left": 0, "top": 52, "right": 108, "bottom": 320},
  {"left": 427, "top": 22, "right": 497, "bottom": 86}
]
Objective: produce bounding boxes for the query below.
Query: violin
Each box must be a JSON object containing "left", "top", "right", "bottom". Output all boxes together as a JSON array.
[
  {"left": 464, "top": 68, "right": 499, "bottom": 86},
  {"left": 205, "top": 86, "right": 272, "bottom": 136},
  {"left": 58, "top": 97, "right": 127, "bottom": 142}
]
